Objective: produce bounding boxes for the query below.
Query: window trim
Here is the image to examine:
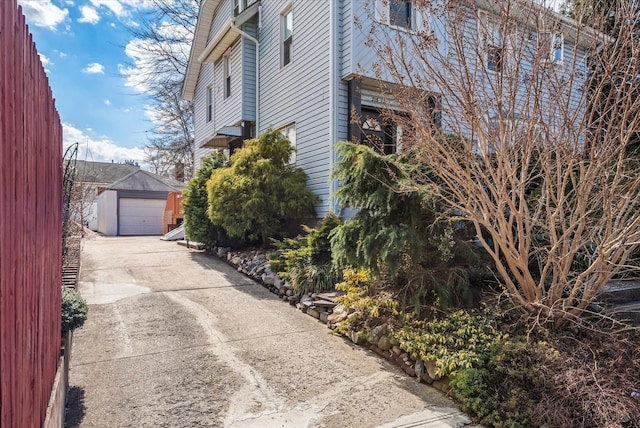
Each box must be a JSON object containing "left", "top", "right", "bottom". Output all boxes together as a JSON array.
[
  {"left": 540, "top": 31, "right": 564, "bottom": 69},
  {"left": 206, "top": 85, "right": 213, "bottom": 122},
  {"left": 223, "top": 52, "right": 231, "bottom": 99},
  {"left": 281, "top": 5, "right": 293, "bottom": 68},
  {"left": 478, "top": 10, "right": 504, "bottom": 73},
  {"left": 279, "top": 122, "right": 296, "bottom": 163},
  {"left": 375, "top": 0, "right": 427, "bottom": 32},
  {"left": 233, "top": 0, "right": 247, "bottom": 16}
]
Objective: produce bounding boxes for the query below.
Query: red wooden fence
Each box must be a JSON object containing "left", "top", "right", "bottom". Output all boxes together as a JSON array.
[{"left": 0, "top": 1, "right": 63, "bottom": 426}]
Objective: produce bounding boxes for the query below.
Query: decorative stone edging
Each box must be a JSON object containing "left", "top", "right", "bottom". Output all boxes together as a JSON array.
[{"left": 211, "top": 246, "right": 453, "bottom": 396}]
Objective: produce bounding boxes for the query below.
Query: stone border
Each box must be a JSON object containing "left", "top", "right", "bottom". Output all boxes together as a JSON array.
[{"left": 211, "top": 246, "right": 453, "bottom": 396}]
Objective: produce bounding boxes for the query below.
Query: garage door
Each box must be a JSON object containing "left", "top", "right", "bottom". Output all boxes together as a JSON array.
[{"left": 119, "top": 198, "right": 166, "bottom": 235}]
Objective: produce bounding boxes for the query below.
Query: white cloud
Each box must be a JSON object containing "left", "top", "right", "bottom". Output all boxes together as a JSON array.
[
  {"left": 18, "top": 0, "right": 69, "bottom": 31},
  {"left": 63, "top": 123, "right": 146, "bottom": 164},
  {"left": 104, "top": 99, "right": 111, "bottom": 106},
  {"left": 90, "top": 0, "right": 123, "bottom": 16},
  {"left": 120, "top": 22, "right": 192, "bottom": 92},
  {"left": 82, "top": 62, "right": 105, "bottom": 74},
  {"left": 39, "top": 53, "right": 51, "bottom": 67},
  {"left": 78, "top": 6, "right": 100, "bottom": 24},
  {"left": 38, "top": 53, "right": 52, "bottom": 73}
]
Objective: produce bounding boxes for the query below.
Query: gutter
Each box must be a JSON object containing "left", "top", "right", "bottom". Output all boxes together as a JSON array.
[
  {"left": 230, "top": 19, "right": 261, "bottom": 134},
  {"left": 329, "top": 0, "right": 339, "bottom": 214}
]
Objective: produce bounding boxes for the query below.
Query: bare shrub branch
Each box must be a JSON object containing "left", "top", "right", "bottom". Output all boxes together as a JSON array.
[{"left": 364, "top": 0, "right": 640, "bottom": 327}]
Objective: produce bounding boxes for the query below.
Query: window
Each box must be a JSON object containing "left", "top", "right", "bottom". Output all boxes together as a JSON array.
[
  {"left": 390, "top": 1, "right": 412, "bottom": 29},
  {"left": 206, "top": 86, "right": 213, "bottom": 122},
  {"left": 280, "top": 123, "right": 296, "bottom": 163},
  {"left": 233, "top": 0, "right": 247, "bottom": 16},
  {"left": 479, "top": 11, "right": 503, "bottom": 73},
  {"left": 361, "top": 109, "right": 397, "bottom": 155},
  {"left": 281, "top": 7, "right": 293, "bottom": 67},
  {"left": 376, "top": 1, "right": 422, "bottom": 31},
  {"left": 223, "top": 53, "right": 231, "bottom": 98},
  {"left": 540, "top": 32, "right": 564, "bottom": 67}
]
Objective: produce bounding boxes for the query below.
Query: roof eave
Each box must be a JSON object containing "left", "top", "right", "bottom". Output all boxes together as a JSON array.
[{"left": 182, "top": 0, "right": 222, "bottom": 101}]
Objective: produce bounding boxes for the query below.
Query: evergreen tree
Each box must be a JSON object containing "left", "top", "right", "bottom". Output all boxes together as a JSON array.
[{"left": 182, "top": 151, "right": 230, "bottom": 247}]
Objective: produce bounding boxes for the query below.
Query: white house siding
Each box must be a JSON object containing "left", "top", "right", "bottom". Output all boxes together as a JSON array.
[
  {"left": 208, "top": 0, "right": 233, "bottom": 43},
  {"left": 259, "top": 0, "right": 335, "bottom": 218},
  {"left": 194, "top": 62, "right": 216, "bottom": 148},
  {"left": 187, "top": 0, "right": 594, "bottom": 216},
  {"left": 214, "top": 39, "right": 244, "bottom": 129}
]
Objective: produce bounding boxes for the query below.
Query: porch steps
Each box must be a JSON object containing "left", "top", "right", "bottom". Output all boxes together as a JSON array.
[{"left": 160, "top": 224, "right": 185, "bottom": 241}]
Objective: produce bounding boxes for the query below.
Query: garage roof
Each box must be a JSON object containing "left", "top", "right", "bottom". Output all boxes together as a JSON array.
[{"left": 108, "top": 170, "right": 183, "bottom": 193}]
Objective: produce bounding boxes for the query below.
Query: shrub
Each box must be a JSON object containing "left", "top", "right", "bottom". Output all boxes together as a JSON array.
[
  {"left": 207, "top": 130, "right": 318, "bottom": 245},
  {"left": 61, "top": 287, "right": 88, "bottom": 333},
  {"left": 330, "top": 141, "right": 487, "bottom": 310},
  {"left": 183, "top": 151, "right": 239, "bottom": 247},
  {"left": 268, "top": 214, "right": 342, "bottom": 294}
]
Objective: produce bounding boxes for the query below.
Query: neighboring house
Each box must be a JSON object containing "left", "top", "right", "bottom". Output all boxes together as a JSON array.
[
  {"left": 73, "top": 160, "right": 185, "bottom": 236},
  {"left": 182, "top": 0, "right": 597, "bottom": 218}
]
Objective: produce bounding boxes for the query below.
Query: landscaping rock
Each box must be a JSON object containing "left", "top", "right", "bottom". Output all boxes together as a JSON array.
[
  {"left": 350, "top": 330, "right": 364, "bottom": 345},
  {"left": 378, "top": 335, "right": 392, "bottom": 351},
  {"left": 307, "top": 308, "right": 321, "bottom": 319},
  {"left": 425, "top": 360, "right": 441, "bottom": 381},
  {"left": 327, "top": 304, "right": 347, "bottom": 324},
  {"left": 370, "top": 324, "right": 388, "bottom": 343},
  {"left": 414, "top": 359, "right": 425, "bottom": 382}
]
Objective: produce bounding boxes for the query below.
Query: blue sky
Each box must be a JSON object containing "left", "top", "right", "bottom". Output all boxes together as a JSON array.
[{"left": 18, "top": 0, "right": 184, "bottom": 164}]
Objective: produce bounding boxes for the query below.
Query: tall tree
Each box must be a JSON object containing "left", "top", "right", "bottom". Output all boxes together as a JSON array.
[{"left": 126, "top": 0, "right": 201, "bottom": 181}]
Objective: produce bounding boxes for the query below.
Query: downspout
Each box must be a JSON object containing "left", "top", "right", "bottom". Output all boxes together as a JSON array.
[
  {"left": 230, "top": 18, "right": 260, "bottom": 134},
  {"left": 329, "top": 0, "right": 339, "bottom": 214}
]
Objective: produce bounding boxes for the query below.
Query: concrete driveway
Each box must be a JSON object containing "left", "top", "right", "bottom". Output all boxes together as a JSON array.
[{"left": 67, "top": 236, "right": 472, "bottom": 428}]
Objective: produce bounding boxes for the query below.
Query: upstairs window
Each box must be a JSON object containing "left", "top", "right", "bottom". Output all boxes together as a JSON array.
[
  {"left": 281, "top": 7, "right": 293, "bottom": 67},
  {"left": 540, "top": 32, "right": 564, "bottom": 67},
  {"left": 390, "top": 1, "right": 412, "bottom": 29},
  {"left": 233, "top": 0, "right": 247, "bottom": 16},
  {"left": 479, "top": 11, "right": 503, "bottom": 73},
  {"left": 206, "top": 86, "right": 213, "bottom": 122},
  {"left": 223, "top": 53, "right": 231, "bottom": 99},
  {"left": 376, "top": 1, "right": 418, "bottom": 31}
]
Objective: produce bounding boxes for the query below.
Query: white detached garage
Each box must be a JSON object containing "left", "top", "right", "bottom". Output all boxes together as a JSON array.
[{"left": 96, "top": 170, "right": 182, "bottom": 236}]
